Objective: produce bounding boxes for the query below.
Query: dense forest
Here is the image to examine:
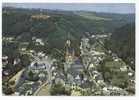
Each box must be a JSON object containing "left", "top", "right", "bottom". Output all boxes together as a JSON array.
[
  {"left": 2, "top": 7, "right": 134, "bottom": 40},
  {"left": 105, "top": 23, "right": 135, "bottom": 70}
]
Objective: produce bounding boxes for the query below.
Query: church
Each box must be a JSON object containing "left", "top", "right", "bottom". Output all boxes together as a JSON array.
[
  {"left": 65, "top": 39, "right": 75, "bottom": 64},
  {"left": 64, "top": 39, "right": 84, "bottom": 86}
]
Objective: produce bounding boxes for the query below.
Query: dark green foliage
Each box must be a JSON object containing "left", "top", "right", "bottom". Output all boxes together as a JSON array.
[
  {"left": 3, "top": 86, "right": 14, "bottom": 95},
  {"left": 2, "top": 82, "right": 15, "bottom": 95},
  {"left": 2, "top": 7, "right": 134, "bottom": 56},
  {"left": 50, "top": 83, "right": 71, "bottom": 95},
  {"left": 20, "top": 54, "right": 31, "bottom": 67},
  {"left": 105, "top": 23, "right": 135, "bottom": 70},
  {"left": 98, "top": 55, "right": 130, "bottom": 89},
  {"left": 27, "top": 70, "right": 39, "bottom": 81}
]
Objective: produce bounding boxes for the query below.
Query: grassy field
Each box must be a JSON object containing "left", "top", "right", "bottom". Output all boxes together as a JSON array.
[{"left": 75, "top": 12, "right": 112, "bottom": 21}]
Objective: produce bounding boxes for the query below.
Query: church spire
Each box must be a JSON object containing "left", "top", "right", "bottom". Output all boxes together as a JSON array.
[{"left": 65, "top": 32, "right": 75, "bottom": 64}]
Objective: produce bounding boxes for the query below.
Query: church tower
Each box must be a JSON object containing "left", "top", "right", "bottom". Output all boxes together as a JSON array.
[{"left": 65, "top": 33, "right": 75, "bottom": 64}]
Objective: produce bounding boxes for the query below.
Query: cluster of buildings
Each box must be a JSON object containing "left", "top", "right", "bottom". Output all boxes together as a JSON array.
[
  {"left": 32, "top": 37, "right": 45, "bottom": 46},
  {"left": 2, "top": 33, "right": 135, "bottom": 96}
]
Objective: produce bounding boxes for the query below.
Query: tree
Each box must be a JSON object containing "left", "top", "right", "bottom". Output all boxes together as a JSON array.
[
  {"left": 50, "top": 83, "right": 71, "bottom": 95},
  {"left": 27, "top": 70, "right": 39, "bottom": 81},
  {"left": 28, "top": 70, "right": 34, "bottom": 79},
  {"left": 20, "top": 54, "right": 31, "bottom": 67},
  {"left": 3, "top": 84, "right": 14, "bottom": 95}
]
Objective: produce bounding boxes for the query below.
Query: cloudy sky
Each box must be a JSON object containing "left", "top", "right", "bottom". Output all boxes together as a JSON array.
[{"left": 3, "top": 3, "right": 135, "bottom": 14}]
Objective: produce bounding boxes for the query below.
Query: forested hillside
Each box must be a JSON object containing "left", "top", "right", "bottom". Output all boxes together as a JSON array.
[
  {"left": 105, "top": 23, "right": 135, "bottom": 70},
  {"left": 2, "top": 7, "right": 135, "bottom": 61},
  {"left": 2, "top": 7, "right": 134, "bottom": 47}
]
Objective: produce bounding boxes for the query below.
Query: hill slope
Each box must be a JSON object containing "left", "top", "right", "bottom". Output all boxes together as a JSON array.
[
  {"left": 2, "top": 7, "right": 135, "bottom": 55},
  {"left": 105, "top": 23, "right": 135, "bottom": 70}
]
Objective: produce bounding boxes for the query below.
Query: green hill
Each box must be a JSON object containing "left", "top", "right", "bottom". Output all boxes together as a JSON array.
[
  {"left": 2, "top": 7, "right": 135, "bottom": 57},
  {"left": 74, "top": 11, "right": 112, "bottom": 21},
  {"left": 105, "top": 23, "right": 135, "bottom": 70}
]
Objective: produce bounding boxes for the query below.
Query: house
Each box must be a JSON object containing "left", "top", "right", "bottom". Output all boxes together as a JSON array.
[
  {"left": 13, "top": 58, "right": 21, "bottom": 65},
  {"left": 120, "top": 66, "right": 127, "bottom": 72},
  {"left": 2, "top": 56, "right": 8, "bottom": 67},
  {"left": 35, "top": 38, "right": 44, "bottom": 46},
  {"left": 29, "top": 61, "right": 47, "bottom": 72}
]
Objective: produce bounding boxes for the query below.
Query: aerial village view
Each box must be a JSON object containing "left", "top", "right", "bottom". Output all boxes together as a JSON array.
[{"left": 2, "top": 3, "right": 135, "bottom": 96}]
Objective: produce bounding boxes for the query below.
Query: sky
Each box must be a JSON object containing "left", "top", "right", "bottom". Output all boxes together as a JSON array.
[{"left": 3, "top": 3, "right": 135, "bottom": 14}]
